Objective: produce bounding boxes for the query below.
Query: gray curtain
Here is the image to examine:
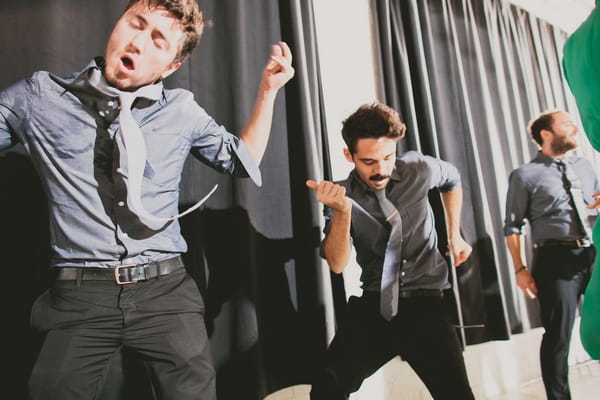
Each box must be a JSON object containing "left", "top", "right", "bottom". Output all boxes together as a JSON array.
[
  {"left": 0, "top": 0, "right": 330, "bottom": 399},
  {"left": 372, "top": 0, "right": 598, "bottom": 346}
]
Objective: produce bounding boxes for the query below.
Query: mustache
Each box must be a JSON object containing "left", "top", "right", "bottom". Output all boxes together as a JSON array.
[{"left": 369, "top": 174, "right": 390, "bottom": 181}]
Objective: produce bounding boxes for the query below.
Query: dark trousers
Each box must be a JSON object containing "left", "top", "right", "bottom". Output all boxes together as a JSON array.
[
  {"left": 310, "top": 293, "right": 474, "bottom": 400},
  {"left": 28, "top": 268, "right": 215, "bottom": 400},
  {"left": 533, "top": 246, "right": 595, "bottom": 400}
]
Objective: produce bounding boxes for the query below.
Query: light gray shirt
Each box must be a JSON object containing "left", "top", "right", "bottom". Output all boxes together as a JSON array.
[
  {"left": 504, "top": 151, "right": 599, "bottom": 242},
  {"left": 0, "top": 58, "right": 260, "bottom": 268}
]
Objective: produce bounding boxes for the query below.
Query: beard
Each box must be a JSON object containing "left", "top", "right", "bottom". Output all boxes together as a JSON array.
[{"left": 550, "top": 136, "right": 577, "bottom": 155}]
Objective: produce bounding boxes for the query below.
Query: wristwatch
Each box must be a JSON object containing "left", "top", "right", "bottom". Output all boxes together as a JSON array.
[{"left": 515, "top": 265, "right": 528, "bottom": 275}]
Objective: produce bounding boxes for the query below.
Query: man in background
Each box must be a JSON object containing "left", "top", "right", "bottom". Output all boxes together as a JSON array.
[{"left": 504, "top": 110, "right": 598, "bottom": 400}]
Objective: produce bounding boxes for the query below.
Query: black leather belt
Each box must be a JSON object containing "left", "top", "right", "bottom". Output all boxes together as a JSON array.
[
  {"left": 398, "top": 289, "right": 444, "bottom": 298},
  {"left": 54, "top": 256, "right": 184, "bottom": 285},
  {"left": 534, "top": 238, "right": 592, "bottom": 248}
]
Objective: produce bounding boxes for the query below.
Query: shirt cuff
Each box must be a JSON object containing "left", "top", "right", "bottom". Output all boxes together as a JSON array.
[
  {"left": 503, "top": 226, "right": 522, "bottom": 236},
  {"left": 233, "top": 139, "right": 262, "bottom": 187}
]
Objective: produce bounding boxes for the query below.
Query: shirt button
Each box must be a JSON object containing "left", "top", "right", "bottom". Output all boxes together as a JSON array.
[
  {"left": 107, "top": 100, "right": 116, "bottom": 107},
  {"left": 116, "top": 167, "right": 123, "bottom": 174},
  {"left": 401, "top": 271, "right": 406, "bottom": 277},
  {"left": 117, "top": 201, "right": 125, "bottom": 207},
  {"left": 402, "top": 259, "right": 407, "bottom": 263}
]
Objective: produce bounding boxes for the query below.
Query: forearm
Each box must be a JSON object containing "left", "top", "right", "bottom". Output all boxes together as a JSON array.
[
  {"left": 322, "top": 209, "right": 352, "bottom": 273},
  {"left": 505, "top": 233, "right": 526, "bottom": 270},
  {"left": 239, "top": 88, "right": 278, "bottom": 165},
  {"left": 441, "top": 186, "right": 463, "bottom": 241}
]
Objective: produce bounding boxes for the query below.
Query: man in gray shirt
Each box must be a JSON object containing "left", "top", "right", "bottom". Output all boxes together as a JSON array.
[
  {"left": 306, "top": 103, "right": 474, "bottom": 399},
  {"left": 0, "top": 1, "right": 294, "bottom": 399},
  {"left": 504, "top": 110, "right": 599, "bottom": 400}
]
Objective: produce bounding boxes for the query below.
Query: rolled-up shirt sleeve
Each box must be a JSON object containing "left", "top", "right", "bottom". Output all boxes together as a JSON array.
[
  {"left": 0, "top": 105, "right": 16, "bottom": 150},
  {"left": 187, "top": 99, "right": 262, "bottom": 187},
  {"left": 424, "top": 154, "right": 461, "bottom": 192},
  {"left": 0, "top": 79, "right": 30, "bottom": 151},
  {"left": 503, "top": 170, "right": 528, "bottom": 236}
]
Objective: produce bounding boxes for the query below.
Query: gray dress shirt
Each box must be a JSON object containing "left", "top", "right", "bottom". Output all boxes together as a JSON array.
[
  {"left": 504, "top": 151, "right": 599, "bottom": 243},
  {"left": 322, "top": 151, "right": 462, "bottom": 292},
  {"left": 0, "top": 58, "right": 260, "bottom": 268}
]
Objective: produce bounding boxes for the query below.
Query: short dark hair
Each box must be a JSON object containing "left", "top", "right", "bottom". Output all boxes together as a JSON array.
[
  {"left": 527, "top": 110, "right": 561, "bottom": 146},
  {"left": 126, "top": 0, "right": 206, "bottom": 63},
  {"left": 342, "top": 103, "right": 407, "bottom": 154}
]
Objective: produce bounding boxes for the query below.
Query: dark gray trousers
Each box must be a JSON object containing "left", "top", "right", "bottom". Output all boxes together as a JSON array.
[
  {"left": 534, "top": 245, "right": 595, "bottom": 400},
  {"left": 28, "top": 268, "right": 215, "bottom": 400},
  {"left": 310, "top": 293, "right": 474, "bottom": 400}
]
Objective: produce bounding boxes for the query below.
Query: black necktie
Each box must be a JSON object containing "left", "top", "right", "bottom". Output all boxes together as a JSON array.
[
  {"left": 87, "top": 68, "right": 218, "bottom": 229},
  {"left": 556, "top": 159, "right": 592, "bottom": 239},
  {"left": 374, "top": 189, "right": 403, "bottom": 321}
]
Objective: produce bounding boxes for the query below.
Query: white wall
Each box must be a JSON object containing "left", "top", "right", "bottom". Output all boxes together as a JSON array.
[
  {"left": 509, "top": 0, "right": 594, "bottom": 33},
  {"left": 313, "top": 0, "right": 379, "bottom": 181}
]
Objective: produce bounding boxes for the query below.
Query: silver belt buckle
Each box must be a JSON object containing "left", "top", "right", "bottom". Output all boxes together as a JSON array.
[{"left": 576, "top": 238, "right": 591, "bottom": 248}]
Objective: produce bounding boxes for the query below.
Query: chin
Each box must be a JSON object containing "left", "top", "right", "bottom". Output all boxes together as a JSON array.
[{"left": 370, "top": 182, "right": 388, "bottom": 190}]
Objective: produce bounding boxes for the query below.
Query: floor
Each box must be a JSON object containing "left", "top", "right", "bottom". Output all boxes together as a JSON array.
[
  {"left": 264, "top": 360, "right": 600, "bottom": 400},
  {"left": 488, "top": 360, "right": 600, "bottom": 400}
]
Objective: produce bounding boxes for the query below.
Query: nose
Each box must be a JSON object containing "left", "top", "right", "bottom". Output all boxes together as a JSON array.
[
  {"left": 373, "top": 161, "right": 384, "bottom": 174},
  {"left": 128, "top": 32, "right": 146, "bottom": 54}
]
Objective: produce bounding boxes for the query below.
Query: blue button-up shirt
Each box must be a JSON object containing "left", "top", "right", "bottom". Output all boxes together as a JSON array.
[
  {"left": 322, "top": 151, "right": 462, "bottom": 292},
  {"left": 0, "top": 58, "right": 260, "bottom": 268},
  {"left": 504, "top": 151, "right": 599, "bottom": 242}
]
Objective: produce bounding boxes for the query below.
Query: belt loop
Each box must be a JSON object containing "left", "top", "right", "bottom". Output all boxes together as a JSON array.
[{"left": 76, "top": 269, "right": 83, "bottom": 287}]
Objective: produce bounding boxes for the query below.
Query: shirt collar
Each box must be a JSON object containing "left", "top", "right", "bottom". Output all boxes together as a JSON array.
[
  {"left": 533, "top": 150, "right": 577, "bottom": 167},
  {"left": 84, "top": 57, "right": 164, "bottom": 102}
]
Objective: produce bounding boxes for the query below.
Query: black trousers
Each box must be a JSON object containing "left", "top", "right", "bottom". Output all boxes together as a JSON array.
[
  {"left": 533, "top": 245, "right": 595, "bottom": 400},
  {"left": 28, "top": 268, "right": 216, "bottom": 400},
  {"left": 310, "top": 292, "right": 474, "bottom": 400}
]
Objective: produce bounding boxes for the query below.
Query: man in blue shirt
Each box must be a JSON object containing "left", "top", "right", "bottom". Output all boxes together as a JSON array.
[
  {"left": 306, "top": 103, "right": 474, "bottom": 399},
  {"left": 0, "top": 1, "right": 294, "bottom": 399},
  {"left": 504, "top": 110, "right": 598, "bottom": 400}
]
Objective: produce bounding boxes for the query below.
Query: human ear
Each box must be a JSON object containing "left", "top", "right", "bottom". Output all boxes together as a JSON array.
[{"left": 160, "top": 61, "right": 182, "bottom": 79}]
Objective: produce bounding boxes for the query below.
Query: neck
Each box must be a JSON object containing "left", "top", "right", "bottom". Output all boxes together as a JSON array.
[{"left": 541, "top": 147, "right": 566, "bottom": 160}]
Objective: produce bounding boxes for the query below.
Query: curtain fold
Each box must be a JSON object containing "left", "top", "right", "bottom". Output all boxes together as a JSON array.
[
  {"left": 0, "top": 0, "right": 329, "bottom": 399},
  {"left": 371, "top": 0, "right": 595, "bottom": 346}
]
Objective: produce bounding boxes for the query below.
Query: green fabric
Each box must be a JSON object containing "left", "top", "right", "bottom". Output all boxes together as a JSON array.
[{"left": 563, "top": 4, "right": 600, "bottom": 360}]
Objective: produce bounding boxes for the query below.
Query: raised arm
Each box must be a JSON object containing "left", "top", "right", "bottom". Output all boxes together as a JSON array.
[
  {"left": 239, "top": 41, "right": 294, "bottom": 165},
  {"left": 306, "top": 179, "right": 352, "bottom": 273}
]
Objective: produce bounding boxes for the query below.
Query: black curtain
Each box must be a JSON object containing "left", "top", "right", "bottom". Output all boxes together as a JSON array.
[
  {"left": 0, "top": 1, "right": 330, "bottom": 399},
  {"left": 372, "top": 0, "right": 599, "bottom": 346}
]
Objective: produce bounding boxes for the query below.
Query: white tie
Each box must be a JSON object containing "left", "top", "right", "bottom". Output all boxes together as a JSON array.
[
  {"left": 88, "top": 68, "right": 217, "bottom": 230},
  {"left": 116, "top": 91, "right": 217, "bottom": 230}
]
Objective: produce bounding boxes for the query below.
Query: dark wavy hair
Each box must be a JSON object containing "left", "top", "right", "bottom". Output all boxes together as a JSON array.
[
  {"left": 126, "top": 0, "right": 206, "bottom": 63},
  {"left": 342, "top": 103, "right": 407, "bottom": 154},
  {"left": 527, "top": 110, "right": 561, "bottom": 146}
]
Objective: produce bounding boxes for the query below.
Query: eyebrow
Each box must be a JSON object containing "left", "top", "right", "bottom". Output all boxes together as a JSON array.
[
  {"left": 358, "top": 153, "right": 395, "bottom": 163},
  {"left": 132, "top": 13, "right": 171, "bottom": 50},
  {"left": 133, "top": 13, "right": 148, "bottom": 28}
]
